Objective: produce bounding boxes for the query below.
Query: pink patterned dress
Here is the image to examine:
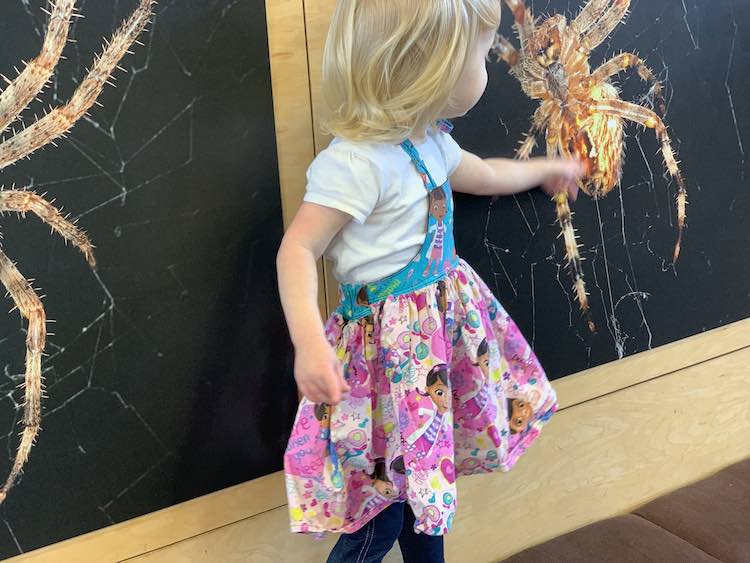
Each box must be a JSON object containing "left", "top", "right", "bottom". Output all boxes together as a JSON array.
[{"left": 284, "top": 125, "right": 558, "bottom": 537}]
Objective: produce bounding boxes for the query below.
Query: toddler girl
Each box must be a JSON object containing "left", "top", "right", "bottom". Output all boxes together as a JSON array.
[{"left": 278, "top": 1, "right": 582, "bottom": 561}]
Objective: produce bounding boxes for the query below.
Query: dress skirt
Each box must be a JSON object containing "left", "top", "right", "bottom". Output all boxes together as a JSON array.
[{"left": 284, "top": 259, "right": 558, "bottom": 536}]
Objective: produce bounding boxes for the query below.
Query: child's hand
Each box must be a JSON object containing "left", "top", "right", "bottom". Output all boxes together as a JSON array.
[
  {"left": 539, "top": 159, "right": 585, "bottom": 202},
  {"left": 294, "top": 337, "right": 350, "bottom": 405}
]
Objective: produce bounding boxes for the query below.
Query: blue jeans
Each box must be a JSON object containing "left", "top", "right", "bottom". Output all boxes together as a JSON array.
[{"left": 327, "top": 502, "right": 445, "bottom": 563}]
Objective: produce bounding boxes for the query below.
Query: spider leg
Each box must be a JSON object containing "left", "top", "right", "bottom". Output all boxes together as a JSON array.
[
  {"left": 516, "top": 132, "right": 537, "bottom": 160},
  {"left": 572, "top": 0, "right": 614, "bottom": 37},
  {"left": 0, "top": 0, "right": 76, "bottom": 135},
  {"left": 0, "top": 0, "right": 154, "bottom": 171},
  {"left": 0, "top": 189, "right": 96, "bottom": 267},
  {"left": 591, "top": 53, "right": 666, "bottom": 115},
  {"left": 593, "top": 99, "right": 687, "bottom": 262},
  {"left": 580, "top": 0, "right": 630, "bottom": 53},
  {"left": 515, "top": 101, "right": 554, "bottom": 159},
  {"left": 504, "top": 0, "right": 535, "bottom": 53},
  {"left": 553, "top": 192, "right": 594, "bottom": 332},
  {"left": 0, "top": 251, "right": 46, "bottom": 504},
  {"left": 492, "top": 32, "right": 545, "bottom": 83},
  {"left": 548, "top": 124, "right": 596, "bottom": 332},
  {"left": 492, "top": 33, "right": 519, "bottom": 66}
]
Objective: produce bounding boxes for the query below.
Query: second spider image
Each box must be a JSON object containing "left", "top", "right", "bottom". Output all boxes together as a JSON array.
[
  {"left": 494, "top": 0, "right": 687, "bottom": 332},
  {"left": 452, "top": 0, "right": 746, "bottom": 374}
]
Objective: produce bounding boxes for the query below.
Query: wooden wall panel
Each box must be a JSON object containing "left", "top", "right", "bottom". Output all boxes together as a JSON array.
[
  {"left": 268, "top": 0, "right": 326, "bottom": 313},
  {"left": 269, "top": 0, "right": 315, "bottom": 226}
]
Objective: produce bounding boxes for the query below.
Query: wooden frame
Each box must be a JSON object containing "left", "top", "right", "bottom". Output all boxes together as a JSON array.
[{"left": 269, "top": 0, "right": 329, "bottom": 315}]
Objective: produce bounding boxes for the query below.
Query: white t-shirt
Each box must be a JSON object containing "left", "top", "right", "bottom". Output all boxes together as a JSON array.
[{"left": 303, "top": 128, "right": 464, "bottom": 284}]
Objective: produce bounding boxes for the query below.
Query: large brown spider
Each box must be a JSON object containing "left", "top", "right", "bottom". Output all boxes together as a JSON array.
[
  {"left": 0, "top": 0, "right": 153, "bottom": 504},
  {"left": 493, "top": 0, "right": 688, "bottom": 332}
]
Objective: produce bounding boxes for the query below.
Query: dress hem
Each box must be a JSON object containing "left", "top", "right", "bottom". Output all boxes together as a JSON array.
[
  {"left": 499, "top": 402, "right": 559, "bottom": 472},
  {"left": 289, "top": 403, "right": 559, "bottom": 538}
]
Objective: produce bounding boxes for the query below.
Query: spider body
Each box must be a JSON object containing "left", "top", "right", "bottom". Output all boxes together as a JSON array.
[
  {"left": 0, "top": 0, "right": 154, "bottom": 504},
  {"left": 494, "top": 0, "right": 687, "bottom": 330}
]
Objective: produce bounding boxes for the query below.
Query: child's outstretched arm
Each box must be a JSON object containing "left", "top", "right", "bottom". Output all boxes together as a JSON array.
[
  {"left": 450, "top": 149, "right": 584, "bottom": 200},
  {"left": 277, "top": 203, "right": 352, "bottom": 405}
]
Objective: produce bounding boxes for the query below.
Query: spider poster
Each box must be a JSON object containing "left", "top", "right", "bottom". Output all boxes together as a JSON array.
[
  {"left": 0, "top": 0, "right": 294, "bottom": 557},
  {"left": 453, "top": 0, "right": 750, "bottom": 377}
]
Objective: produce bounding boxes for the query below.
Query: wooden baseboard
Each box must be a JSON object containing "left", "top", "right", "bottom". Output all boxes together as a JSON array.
[{"left": 555, "top": 317, "right": 750, "bottom": 409}]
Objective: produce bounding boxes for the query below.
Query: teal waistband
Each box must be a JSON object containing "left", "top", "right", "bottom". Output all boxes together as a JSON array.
[{"left": 335, "top": 255, "right": 460, "bottom": 322}]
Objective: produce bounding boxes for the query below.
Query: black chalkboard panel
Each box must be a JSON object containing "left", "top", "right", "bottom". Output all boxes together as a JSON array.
[
  {"left": 453, "top": 0, "right": 749, "bottom": 378},
  {"left": 0, "top": 0, "right": 295, "bottom": 557}
]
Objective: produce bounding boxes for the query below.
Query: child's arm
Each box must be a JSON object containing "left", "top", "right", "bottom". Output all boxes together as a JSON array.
[
  {"left": 277, "top": 202, "right": 352, "bottom": 405},
  {"left": 450, "top": 149, "right": 583, "bottom": 200}
]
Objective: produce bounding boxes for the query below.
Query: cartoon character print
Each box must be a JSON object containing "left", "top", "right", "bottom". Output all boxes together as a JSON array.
[
  {"left": 390, "top": 455, "right": 406, "bottom": 476},
  {"left": 424, "top": 187, "right": 449, "bottom": 276},
  {"left": 315, "top": 403, "right": 331, "bottom": 440},
  {"left": 284, "top": 402, "right": 335, "bottom": 480},
  {"left": 502, "top": 320, "right": 542, "bottom": 387},
  {"left": 452, "top": 338, "right": 499, "bottom": 433},
  {"left": 436, "top": 280, "right": 449, "bottom": 314},
  {"left": 403, "top": 364, "right": 451, "bottom": 466},
  {"left": 344, "top": 352, "right": 371, "bottom": 400},
  {"left": 370, "top": 458, "right": 398, "bottom": 499},
  {"left": 507, "top": 397, "right": 534, "bottom": 435},
  {"left": 498, "top": 317, "right": 555, "bottom": 447},
  {"left": 355, "top": 286, "right": 379, "bottom": 361},
  {"left": 352, "top": 457, "right": 401, "bottom": 520},
  {"left": 356, "top": 286, "right": 369, "bottom": 307},
  {"left": 312, "top": 403, "right": 346, "bottom": 489}
]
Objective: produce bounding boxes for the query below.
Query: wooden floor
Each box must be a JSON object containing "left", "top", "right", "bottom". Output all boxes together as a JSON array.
[{"left": 12, "top": 325, "right": 750, "bottom": 563}]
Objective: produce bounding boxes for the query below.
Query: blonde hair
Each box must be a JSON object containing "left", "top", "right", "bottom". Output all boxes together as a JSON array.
[{"left": 322, "top": 0, "right": 501, "bottom": 143}]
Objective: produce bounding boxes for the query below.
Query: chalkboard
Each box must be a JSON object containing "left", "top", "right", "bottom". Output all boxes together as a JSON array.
[
  {"left": 0, "top": 0, "right": 295, "bottom": 557},
  {"left": 453, "top": 0, "right": 749, "bottom": 378}
]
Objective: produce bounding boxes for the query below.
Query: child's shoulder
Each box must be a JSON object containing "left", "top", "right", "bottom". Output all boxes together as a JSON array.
[
  {"left": 314, "top": 137, "right": 398, "bottom": 167},
  {"left": 308, "top": 137, "right": 406, "bottom": 184},
  {"left": 304, "top": 138, "right": 399, "bottom": 223},
  {"left": 308, "top": 126, "right": 461, "bottom": 180}
]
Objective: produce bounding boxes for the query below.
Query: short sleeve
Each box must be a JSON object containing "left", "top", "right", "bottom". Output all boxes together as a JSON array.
[
  {"left": 433, "top": 130, "right": 464, "bottom": 177},
  {"left": 303, "top": 144, "right": 381, "bottom": 224}
]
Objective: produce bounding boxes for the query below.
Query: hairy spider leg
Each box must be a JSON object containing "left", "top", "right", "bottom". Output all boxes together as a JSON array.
[
  {"left": 0, "top": 184, "right": 100, "bottom": 498},
  {"left": 0, "top": 0, "right": 77, "bottom": 134},
  {"left": 591, "top": 52, "right": 666, "bottom": 115},
  {"left": 573, "top": 0, "right": 617, "bottom": 38},
  {"left": 0, "top": 251, "right": 46, "bottom": 504},
  {"left": 504, "top": 0, "right": 535, "bottom": 53},
  {"left": 516, "top": 100, "right": 556, "bottom": 159},
  {"left": 580, "top": 0, "right": 631, "bottom": 52},
  {"left": 0, "top": 0, "right": 155, "bottom": 170},
  {"left": 593, "top": 99, "right": 687, "bottom": 262},
  {"left": 492, "top": 34, "right": 519, "bottom": 67},
  {"left": 0, "top": 190, "right": 95, "bottom": 267},
  {"left": 551, "top": 112, "right": 597, "bottom": 332}
]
